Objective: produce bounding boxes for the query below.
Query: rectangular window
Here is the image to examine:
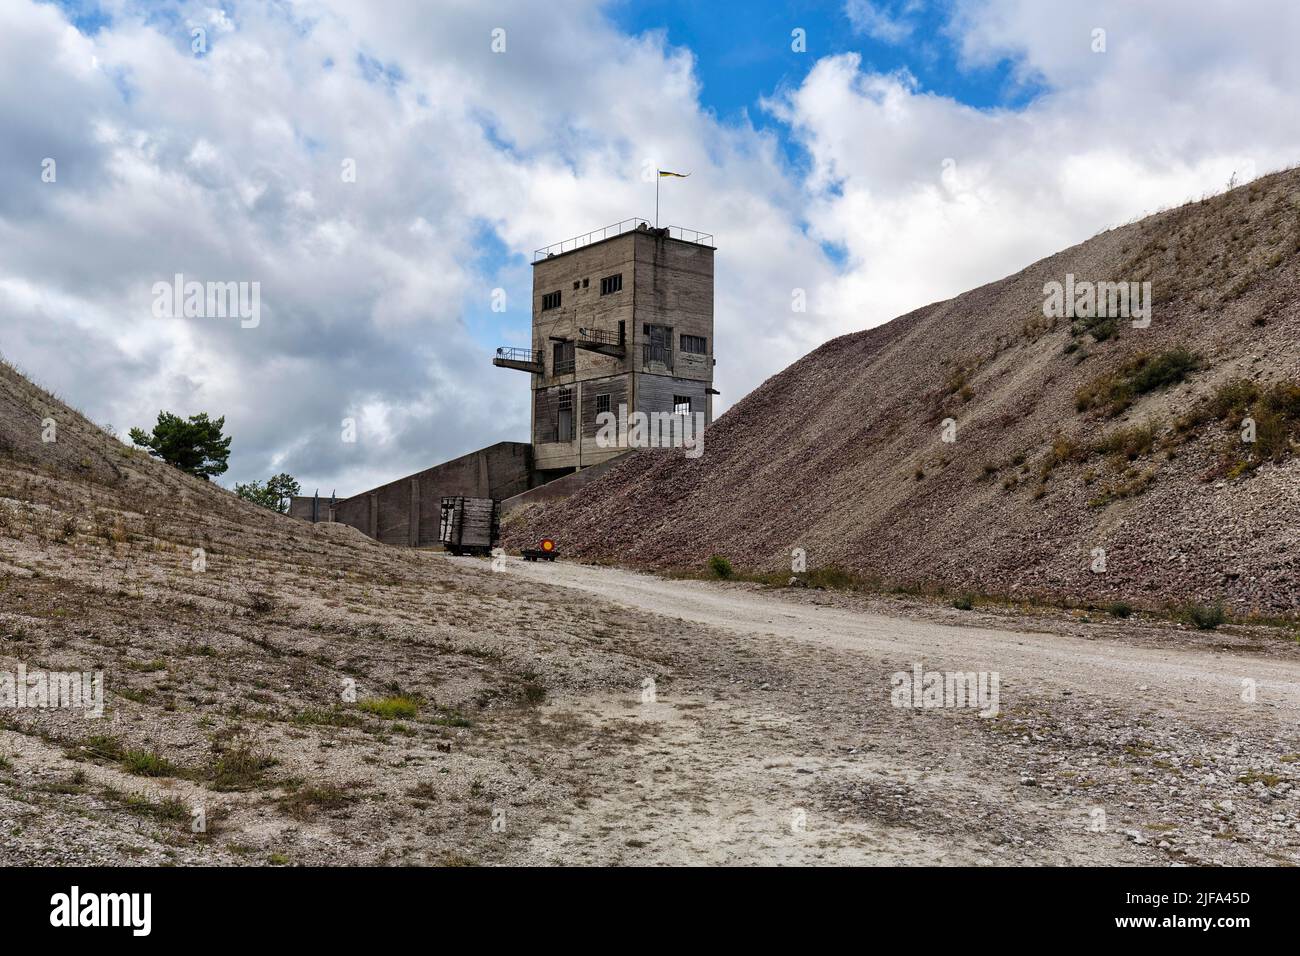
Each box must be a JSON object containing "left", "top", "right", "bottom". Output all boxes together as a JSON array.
[
  {"left": 643, "top": 324, "right": 672, "bottom": 346},
  {"left": 600, "top": 273, "right": 623, "bottom": 295},
  {"left": 643, "top": 324, "right": 673, "bottom": 369},
  {"left": 557, "top": 388, "right": 574, "bottom": 442},
  {"left": 673, "top": 395, "right": 692, "bottom": 415},
  {"left": 595, "top": 394, "right": 611, "bottom": 415},
  {"left": 681, "top": 334, "right": 707, "bottom": 355},
  {"left": 541, "top": 290, "right": 562, "bottom": 311},
  {"left": 552, "top": 340, "right": 575, "bottom": 375}
]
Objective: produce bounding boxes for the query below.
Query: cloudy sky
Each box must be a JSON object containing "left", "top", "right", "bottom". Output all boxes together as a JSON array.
[{"left": 3, "top": 0, "right": 1300, "bottom": 495}]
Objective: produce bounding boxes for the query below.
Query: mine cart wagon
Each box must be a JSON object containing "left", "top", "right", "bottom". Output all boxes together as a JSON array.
[{"left": 438, "top": 496, "right": 499, "bottom": 556}]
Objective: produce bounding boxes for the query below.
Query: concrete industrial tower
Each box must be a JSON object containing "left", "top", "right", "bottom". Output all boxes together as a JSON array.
[
  {"left": 494, "top": 219, "right": 717, "bottom": 482},
  {"left": 289, "top": 219, "right": 715, "bottom": 543}
]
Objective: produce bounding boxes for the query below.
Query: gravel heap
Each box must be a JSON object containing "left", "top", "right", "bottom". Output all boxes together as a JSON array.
[{"left": 507, "top": 168, "right": 1300, "bottom": 615}]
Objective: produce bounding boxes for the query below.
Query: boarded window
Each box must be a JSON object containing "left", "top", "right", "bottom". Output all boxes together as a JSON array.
[
  {"left": 557, "top": 388, "right": 574, "bottom": 441},
  {"left": 644, "top": 324, "right": 672, "bottom": 346},
  {"left": 534, "top": 390, "right": 556, "bottom": 443},
  {"left": 541, "top": 290, "right": 562, "bottom": 311},
  {"left": 600, "top": 273, "right": 623, "bottom": 295},
  {"left": 681, "top": 334, "right": 707, "bottom": 355},
  {"left": 552, "top": 339, "right": 575, "bottom": 374},
  {"left": 673, "top": 395, "right": 692, "bottom": 415},
  {"left": 642, "top": 324, "right": 673, "bottom": 369}
]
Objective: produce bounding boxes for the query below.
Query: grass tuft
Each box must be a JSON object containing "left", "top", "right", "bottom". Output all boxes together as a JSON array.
[{"left": 357, "top": 695, "right": 421, "bottom": 719}]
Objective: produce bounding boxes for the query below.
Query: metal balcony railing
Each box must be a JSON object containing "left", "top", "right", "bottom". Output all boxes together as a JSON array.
[
  {"left": 534, "top": 220, "right": 715, "bottom": 262},
  {"left": 579, "top": 327, "right": 623, "bottom": 347},
  {"left": 495, "top": 346, "right": 543, "bottom": 365},
  {"left": 554, "top": 358, "right": 575, "bottom": 375}
]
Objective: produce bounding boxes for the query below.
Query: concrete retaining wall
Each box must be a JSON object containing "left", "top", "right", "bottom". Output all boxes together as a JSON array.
[
  {"left": 500, "top": 451, "right": 630, "bottom": 515},
  {"left": 291, "top": 441, "right": 533, "bottom": 547}
]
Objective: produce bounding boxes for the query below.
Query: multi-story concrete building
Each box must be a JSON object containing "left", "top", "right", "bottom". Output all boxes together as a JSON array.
[
  {"left": 494, "top": 219, "right": 716, "bottom": 482},
  {"left": 291, "top": 219, "right": 715, "bottom": 541}
]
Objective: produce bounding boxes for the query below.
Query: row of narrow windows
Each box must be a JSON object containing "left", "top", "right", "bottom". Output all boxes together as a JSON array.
[
  {"left": 546, "top": 389, "right": 694, "bottom": 442},
  {"left": 541, "top": 272, "right": 623, "bottom": 311},
  {"left": 545, "top": 328, "right": 707, "bottom": 376}
]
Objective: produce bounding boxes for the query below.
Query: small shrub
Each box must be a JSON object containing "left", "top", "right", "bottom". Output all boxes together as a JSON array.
[
  {"left": 1096, "top": 422, "right": 1159, "bottom": 460},
  {"left": 1045, "top": 434, "right": 1085, "bottom": 470},
  {"left": 707, "top": 555, "right": 733, "bottom": 579},
  {"left": 1076, "top": 349, "right": 1202, "bottom": 416},
  {"left": 1086, "top": 317, "right": 1119, "bottom": 342},
  {"left": 1129, "top": 348, "right": 1201, "bottom": 394},
  {"left": 951, "top": 594, "right": 975, "bottom": 611},
  {"left": 942, "top": 365, "right": 971, "bottom": 398},
  {"left": 1185, "top": 604, "right": 1226, "bottom": 630},
  {"left": 1202, "top": 380, "right": 1300, "bottom": 476},
  {"left": 1210, "top": 379, "right": 1260, "bottom": 419},
  {"left": 1106, "top": 602, "right": 1133, "bottom": 619}
]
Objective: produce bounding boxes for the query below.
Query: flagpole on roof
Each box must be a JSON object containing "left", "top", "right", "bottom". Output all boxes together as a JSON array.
[{"left": 655, "top": 170, "right": 690, "bottom": 230}]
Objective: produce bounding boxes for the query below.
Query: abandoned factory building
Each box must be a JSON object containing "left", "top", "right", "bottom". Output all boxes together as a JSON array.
[{"left": 290, "top": 219, "right": 716, "bottom": 545}]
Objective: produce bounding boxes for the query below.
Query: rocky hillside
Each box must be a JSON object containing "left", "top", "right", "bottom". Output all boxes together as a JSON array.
[
  {"left": 507, "top": 168, "right": 1300, "bottom": 617},
  {"left": 0, "top": 355, "right": 710, "bottom": 864}
]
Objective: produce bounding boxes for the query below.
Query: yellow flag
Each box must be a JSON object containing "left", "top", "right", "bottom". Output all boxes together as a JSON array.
[{"left": 658, "top": 170, "right": 690, "bottom": 178}]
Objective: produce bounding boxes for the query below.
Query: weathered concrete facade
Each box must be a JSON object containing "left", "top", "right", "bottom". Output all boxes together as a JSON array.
[
  {"left": 512, "top": 223, "right": 716, "bottom": 478},
  {"left": 291, "top": 221, "right": 715, "bottom": 549},
  {"left": 289, "top": 442, "right": 531, "bottom": 546}
]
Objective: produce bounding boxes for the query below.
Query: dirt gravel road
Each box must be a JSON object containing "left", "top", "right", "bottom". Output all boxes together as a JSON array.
[
  {"left": 506, "top": 557, "right": 1300, "bottom": 721},
  {"left": 493, "top": 555, "right": 1300, "bottom": 865}
]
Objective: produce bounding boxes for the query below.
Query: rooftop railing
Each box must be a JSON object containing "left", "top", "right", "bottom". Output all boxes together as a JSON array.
[{"left": 534, "top": 220, "right": 714, "bottom": 262}]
